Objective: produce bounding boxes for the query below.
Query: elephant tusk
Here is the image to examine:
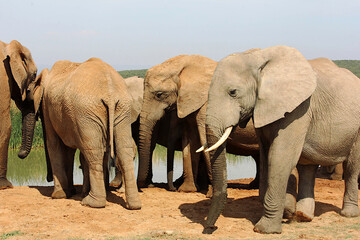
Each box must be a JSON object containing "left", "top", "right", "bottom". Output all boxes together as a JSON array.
[
  {"left": 205, "top": 126, "right": 233, "bottom": 152},
  {"left": 196, "top": 144, "right": 207, "bottom": 153}
]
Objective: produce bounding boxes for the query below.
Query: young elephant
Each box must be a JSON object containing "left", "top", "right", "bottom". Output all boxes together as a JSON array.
[
  {"left": 203, "top": 46, "right": 360, "bottom": 234},
  {"left": 28, "top": 58, "right": 141, "bottom": 209}
]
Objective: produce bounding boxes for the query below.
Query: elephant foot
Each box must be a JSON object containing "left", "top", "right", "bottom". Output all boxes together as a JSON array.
[
  {"left": 0, "top": 177, "right": 13, "bottom": 190},
  {"left": 116, "top": 185, "right": 125, "bottom": 193},
  {"left": 253, "top": 216, "right": 282, "bottom": 234},
  {"left": 126, "top": 198, "right": 142, "bottom": 210},
  {"left": 51, "top": 189, "right": 67, "bottom": 199},
  {"left": 109, "top": 178, "right": 122, "bottom": 188},
  {"left": 340, "top": 204, "right": 360, "bottom": 217},
  {"left": 177, "top": 181, "right": 197, "bottom": 192},
  {"left": 283, "top": 193, "right": 296, "bottom": 219},
  {"left": 330, "top": 173, "right": 343, "bottom": 181},
  {"left": 295, "top": 198, "right": 315, "bottom": 222},
  {"left": 167, "top": 183, "right": 176, "bottom": 192},
  {"left": 248, "top": 178, "right": 259, "bottom": 189},
  {"left": 206, "top": 185, "right": 213, "bottom": 198},
  {"left": 81, "top": 194, "right": 106, "bottom": 208}
]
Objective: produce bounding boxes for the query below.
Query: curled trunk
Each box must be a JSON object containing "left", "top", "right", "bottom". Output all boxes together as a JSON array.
[
  {"left": 203, "top": 126, "right": 228, "bottom": 234},
  {"left": 137, "top": 113, "right": 156, "bottom": 187},
  {"left": 17, "top": 101, "right": 36, "bottom": 159}
]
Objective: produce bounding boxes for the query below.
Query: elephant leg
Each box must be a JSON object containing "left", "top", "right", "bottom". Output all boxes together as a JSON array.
[
  {"left": 254, "top": 103, "right": 310, "bottom": 234},
  {"left": 114, "top": 123, "right": 141, "bottom": 210},
  {"left": 295, "top": 164, "right": 317, "bottom": 221},
  {"left": 178, "top": 128, "right": 197, "bottom": 192},
  {"left": 340, "top": 134, "right": 360, "bottom": 217},
  {"left": 64, "top": 147, "right": 76, "bottom": 196},
  {"left": 256, "top": 131, "right": 268, "bottom": 202},
  {"left": 103, "top": 151, "right": 110, "bottom": 191},
  {"left": 80, "top": 153, "right": 90, "bottom": 198},
  {"left": 284, "top": 167, "right": 298, "bottom": 219},
  {"left": 330, "top": 163, "right": 343, "bottom": 180},
  {"left": 167, "top": 145, "right": 176, "bottom": 191},
  {"left": 109, "top": 165, "right": 123, "bottom": 188},
  {"left": 46, "top": 130, "right": 71, "bottom": 199},
  {"left": 248, "top": 152, "right": 260, "bottom": 189},
  {"left": 81, "top": 149, "right": 107, "bottom": 208},
  {"left": 0, "top": 105, "right": 12, "bottom": 189}
]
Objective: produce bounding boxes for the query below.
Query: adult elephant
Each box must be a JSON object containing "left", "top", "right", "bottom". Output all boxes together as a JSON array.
[
  {"left": 26, "top": 58, "right": 141, "bottom": 209},
  {"left": 203, "top": 46, "right": 360, "bottom": 234},
  {"left": 0, "top": 40, "right": 37, "bottom": 189},
  {"left": 137, "top": 55, "right": 260, "bottom": 193},
  {"left": 109, "top": 76, "right": 183, "bottom": 192}
]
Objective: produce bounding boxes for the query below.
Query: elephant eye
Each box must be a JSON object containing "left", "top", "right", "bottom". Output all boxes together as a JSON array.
[
  {"left": 228, "top": 89, "right": 237, "bottom": 97},
  {"left": 155, "top": 91, "right": 164, "bottom": 99}
]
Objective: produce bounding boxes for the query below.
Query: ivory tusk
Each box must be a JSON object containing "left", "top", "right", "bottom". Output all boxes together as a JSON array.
[
  {"left": 196, "top": 144, "right": 207, "bottom": 153},
  {"left": 205, "top": 126, "right": 233, "bottom": 152}
]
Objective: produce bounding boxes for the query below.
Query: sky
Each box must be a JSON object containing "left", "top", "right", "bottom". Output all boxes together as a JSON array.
[{"left": 1, "top": 0, "right": 359, "bottom": 71}]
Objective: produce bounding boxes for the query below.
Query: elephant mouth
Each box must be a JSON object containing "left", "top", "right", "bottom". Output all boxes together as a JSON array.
[{"left": 197, "top": 126, "right": 233, "bottom": 153}]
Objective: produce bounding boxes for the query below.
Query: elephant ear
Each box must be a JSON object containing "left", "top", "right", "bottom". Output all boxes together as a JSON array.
[
  {"left": 253, "top": 46, "right": 317, "bottom": 128},
  {"left": 124, "top": 76, "right": 144, "bottom": 123},
  {"left": 6, "top": 40, "right": 28, "bottom": 101},
  {"left": 33, "top": 68, "right": 48, "bottom": 114},
  {"left": 177, "top": 56, "right": 217, "bottom": 118}
]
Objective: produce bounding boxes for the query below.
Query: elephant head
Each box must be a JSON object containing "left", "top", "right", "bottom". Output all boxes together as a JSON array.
[
  {"left": 137, "top": 55, "right": 217, "bottom": 187},
  {"left": 2, "top": 40, "right": 38, "bottom": 159},
  {"left": 203, "top": 46, "right": 317, "bottom": 232}
]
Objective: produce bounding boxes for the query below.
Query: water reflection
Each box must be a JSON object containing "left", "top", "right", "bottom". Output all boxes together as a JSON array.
[{"left": 7, "top": 146, "right": 256, "bottom": 186}]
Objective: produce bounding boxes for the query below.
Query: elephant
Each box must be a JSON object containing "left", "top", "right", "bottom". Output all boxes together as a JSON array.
[
  {"left": 26, "top": 58, "right": 141, "bottom": 209},
  {"left": 0, "top": 40, "right": 37, "bottom": 189},
  {"left": 108, "top": 76, "right": 184, "bottom": 192},
  {"left": 136, "top": 55, "right": 260, "bottom": 194},
  {"left": 202, "top": 45, "right": 360, "bottom": 234}
]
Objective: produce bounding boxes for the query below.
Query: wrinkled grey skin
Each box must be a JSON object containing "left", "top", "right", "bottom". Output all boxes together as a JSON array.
[
  {"left": 26, "top": 58, "right": 141, "bottom": 209},
  {"left": 0, "top": 40, "right": 37, "bottom": 189},
  {"left": 204, "top": 46, "right": 360, "bottom": 234}
]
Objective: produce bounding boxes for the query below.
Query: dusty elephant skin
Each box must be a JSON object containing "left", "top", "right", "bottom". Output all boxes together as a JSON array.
[
  {"left": 0, "top": 40, "right": 37, "bottom": 190},
  {"left": 204, "top": 46, "right": 360, "bottom": 234},
  {"left": 25, "top": 58, "right": 141, "bottom": 209},
  {"left": 137, "top": 55, "right": 260, "bottom": 196}
]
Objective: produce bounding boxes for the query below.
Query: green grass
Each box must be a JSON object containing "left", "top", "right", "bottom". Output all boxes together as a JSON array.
[
  {"left": 118, "top": 69, "right": 147, "bottom": 79},
  {"left": 1, "top": 231, "right": 22, "bottom": 240},
  {"left": 9, "top": 107, "right": 43, "bottom": 149},
  {"left": 333, "top": 60, "right": 360, "bottom": 78}
]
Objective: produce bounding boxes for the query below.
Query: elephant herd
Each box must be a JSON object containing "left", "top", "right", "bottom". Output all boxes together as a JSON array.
[{"left": 1, "top": 40, "right": 360, "bottom": 234}]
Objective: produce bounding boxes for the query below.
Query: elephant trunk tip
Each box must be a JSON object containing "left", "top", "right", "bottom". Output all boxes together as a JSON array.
[
  {"left": 202, "top": 225, "right": 218, "bottom": 234},
  {"left": 17, "top": 149, "right": 29, "bottom": 159}
]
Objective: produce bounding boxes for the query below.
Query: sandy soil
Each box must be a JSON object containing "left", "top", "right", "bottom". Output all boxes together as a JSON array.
[{"left": 1, "top": 178, "right": 360, "bottom": 240}]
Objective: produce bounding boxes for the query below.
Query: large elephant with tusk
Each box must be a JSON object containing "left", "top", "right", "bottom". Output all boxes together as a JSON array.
[
  {"left": 137, "top": 54, "right": 261, "bottom": 195},
  {"left": 202, "top": 46, "right": 360, "bottom": 234}
]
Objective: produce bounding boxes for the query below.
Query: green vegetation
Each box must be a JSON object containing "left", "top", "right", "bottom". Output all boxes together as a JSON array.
[
  {"left": 118, "top": 69, "right": 147, "bottom": 79},
  {"left": 1, "top": 231, "right": 22, "bottom": 240},
  {"left": 9, "top": 107, "right": 43, "bottom": 149},
  {"left": 333, "top": 60, "right": 360, "bottom": 78}
]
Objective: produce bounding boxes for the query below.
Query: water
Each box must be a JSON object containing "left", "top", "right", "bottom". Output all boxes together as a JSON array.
[{"left": 7, "top": 146, "right": 256, "bottom": 186}]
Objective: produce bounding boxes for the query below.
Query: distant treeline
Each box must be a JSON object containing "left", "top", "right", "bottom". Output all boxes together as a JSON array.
[
  {"left": 9, "top": 61, "right": 360, "bottom": 149},
  {"left": 118, "top": 69, "right": 147, "bottom": 79},
  {"left": 333, "top": 60, "right": 360, "bottom": 78}
]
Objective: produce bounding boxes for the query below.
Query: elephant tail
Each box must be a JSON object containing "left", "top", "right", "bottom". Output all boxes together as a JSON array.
[{"left": 102, "top": 99, "right": 115, "bottom": 159}]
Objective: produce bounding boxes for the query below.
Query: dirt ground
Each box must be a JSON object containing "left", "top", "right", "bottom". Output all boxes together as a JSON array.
[{"left": 1, "top": 178, "right": 360, "bottom": 240}]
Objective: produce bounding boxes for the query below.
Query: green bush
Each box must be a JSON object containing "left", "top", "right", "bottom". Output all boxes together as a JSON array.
[
  {"left": 9, "top": 107, "right": 43, "bottom": 149},
  {"left": 118, "top": 69, "right": 147, "bottom": 79}
]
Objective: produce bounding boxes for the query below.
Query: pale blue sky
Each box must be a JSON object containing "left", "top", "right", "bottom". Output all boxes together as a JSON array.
[{"left": 1, "top": 0, "right": 359, "bottom": 70}]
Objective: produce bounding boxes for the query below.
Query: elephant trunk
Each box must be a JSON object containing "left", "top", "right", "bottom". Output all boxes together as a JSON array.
[
  {"left": 137, "top": 112, "right": 156, "bottom": 187},
  {"left": 18, "top": 101, "right": 36, "bottom": 159},
  {"left": 203, "top": 125, "right": 228, "bottom": 234}
]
